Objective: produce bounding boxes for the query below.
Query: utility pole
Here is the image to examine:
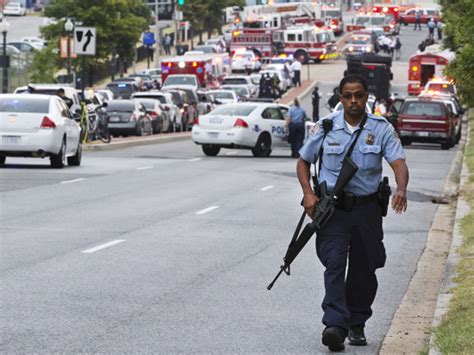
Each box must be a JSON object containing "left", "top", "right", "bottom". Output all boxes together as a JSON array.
[{"left": 155, "top": 0, "right": 161, "bottom": 60}]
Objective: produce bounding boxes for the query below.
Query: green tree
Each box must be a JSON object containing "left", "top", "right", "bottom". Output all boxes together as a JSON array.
[
  {"left": 39, "top": 0, "right": 150, "bottom": 86},
  {"left": 182, "top": 0, "right": 245, "bottom": 46},
  {"left": 29, "top": 44, "right": 59, "bottom": 83},
  {"left": 439, "top": 0, "right": 474, "bottom": 107}
]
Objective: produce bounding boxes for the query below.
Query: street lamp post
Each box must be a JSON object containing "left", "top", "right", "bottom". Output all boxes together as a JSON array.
[
  {"left": 64, "top": 18, "right": 74, "bottom": 84},
  {"left": 0, "top": 17, "right": 10, "bottom": 93}
]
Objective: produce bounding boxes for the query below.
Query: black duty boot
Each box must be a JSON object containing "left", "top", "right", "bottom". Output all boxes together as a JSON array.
[
  {"left": 348, "top": 325, "right": 367, "bottom": 346},
  {"left": 322, "top": 326, "right": 345, "bottom": 352}
]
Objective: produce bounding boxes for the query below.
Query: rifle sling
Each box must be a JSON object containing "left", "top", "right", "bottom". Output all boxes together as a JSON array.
[{"left": 344, "top": 115, "right": 368, "bottom": 160}]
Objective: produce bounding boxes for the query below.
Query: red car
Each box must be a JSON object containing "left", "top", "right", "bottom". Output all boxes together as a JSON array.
[
  {"left": 397, "top": 97, "right": 455, "bottom": 150},
  {"left": 399, "top": 7, "right": 441, "bottom": 25}
]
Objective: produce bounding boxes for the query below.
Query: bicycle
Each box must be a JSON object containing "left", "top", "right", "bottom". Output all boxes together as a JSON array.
[{"left": 80, "top": 101, "right": 111, "bottom": 143}]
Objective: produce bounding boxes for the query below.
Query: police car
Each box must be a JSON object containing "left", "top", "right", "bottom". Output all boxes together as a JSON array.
[{"left": 192, "top": 102, "right": 290, "bottom": 157}]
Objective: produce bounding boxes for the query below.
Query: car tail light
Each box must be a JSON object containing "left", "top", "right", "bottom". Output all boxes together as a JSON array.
[
  {"left": 40, "top": 116, "right": 56, "bottom": 129},
  {"left": 130, "top": 113, "right": 137, "bottom": 122},
  {"left": 193, "top": 116, "right": 199, "bottom": 126},
  {"left": 234, "top": 118, "right": 248, "bottom": 128},
  {"left": 149, "top": 111, "right": 158, "bottom": 117}
]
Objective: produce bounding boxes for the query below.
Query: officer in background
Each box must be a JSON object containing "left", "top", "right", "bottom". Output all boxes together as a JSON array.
[
  {"left": 287, "top": 98, "right": 307, "bottom": 158},
  {"left": 296, "top": 75, "right": 409, "bottom": 351},
  {"left": 311, "top": 86, "right": 321, "bottom": 122}
]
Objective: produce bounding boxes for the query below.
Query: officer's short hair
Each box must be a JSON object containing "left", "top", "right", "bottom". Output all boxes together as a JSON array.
[{"left": 339, "top": 75, "right": 368, "bottom": 94}]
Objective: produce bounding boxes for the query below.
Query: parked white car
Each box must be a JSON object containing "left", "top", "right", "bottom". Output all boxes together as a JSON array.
[
  {"left": 231, "top": 51, "right": 260, "bottom": 73},
  {"left": 207, "top": 90, "right": 239, "bottom": 105},
  {"left": 131, "top": 91, "right": 182, "bottom": 131},
  {"left": 220, "top": 75, "right": 258, "bottom": 96},
  {"left": 192, "top": 102, "right": 290, "bottom": 157},
  {"left": 205, "top": 38, "right": 227, "bottom": 53},
  {"left": 4, "top": 2, "right": 26, "bottom": 16},
  {"left": 0, "top": 94, "right": 82, "bottom": 168},
  {"left": 21, "top": 37, "right": 47, "bottom": 50}
]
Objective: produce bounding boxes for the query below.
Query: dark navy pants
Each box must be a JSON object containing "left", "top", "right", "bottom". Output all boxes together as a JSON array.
[{"left": 315, "top": 200, "right": 386, "bottom": 334}]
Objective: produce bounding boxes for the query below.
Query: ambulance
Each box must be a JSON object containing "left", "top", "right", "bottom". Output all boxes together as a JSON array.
[
  {"left": 161, "top": 53, "right": 231, "bottom": 89},
  {"left": 407, "top": 45, "right": 455, "bottom": 95}
]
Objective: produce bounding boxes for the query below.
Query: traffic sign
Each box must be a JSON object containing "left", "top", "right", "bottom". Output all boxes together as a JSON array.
[
  {"left": 74, "top": 27, "right": 96, "bottom": 56},
  {"left": 143, "top": 32, "right": 156, "bottom": 45}
]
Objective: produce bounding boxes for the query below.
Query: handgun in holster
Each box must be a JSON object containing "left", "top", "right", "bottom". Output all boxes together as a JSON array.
[{"left": 377, "top": 176, "right": 391, "bottom": 217}]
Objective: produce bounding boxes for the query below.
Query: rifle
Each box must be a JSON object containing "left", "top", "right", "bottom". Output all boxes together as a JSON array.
[{"left": 266, "top": 157, "right": 359, "bottom": 290}]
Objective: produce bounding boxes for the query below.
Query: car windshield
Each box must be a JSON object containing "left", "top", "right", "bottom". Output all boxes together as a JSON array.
[
  {"left": 210, "top": 104, "right": 257, "bottom": 116},
  {"left": 210, "top": 91, "right": 234, "bottom": 99},
  {"left": 107, "top": 101, "right": 135, "bottom": 112},
  {"left": 106, "top": 84, "right": 134, "bottom": 98},
  {"left": 233, "top": 53, "right": 253, "bottom": 60},
  {"left": 372, "top": 17, "right": 385, "bottom": 25},
  {"left": 401, "top": 101, "right": 445, "bottom": 116},
  {"left": 163, "top": 76, "right": 197, "bottom": 86},
  {"left": 224, "top": 86, "right": 248, "bottom": 96},
  {"left": 0, "top": 97, "right": 49, "bottom": 113},
  {"left": 194, "top": 46, "right": 214, "bottom": 53},
  {"left": 427, "top": 83, "right": 455, "bottom": 94},
  {"left": 322, "top": 10, "right": 340, "bottom": 17},
  {"left": 349, "top": 36, "right": 370, "bottom": 44},
  {"left": 136, "top": 100, "right": 155, "bottom": 109},
  {"left": 222, "top": 78, "right": 247, "bottom": 85},
  {"left": 134, "top": 95, "right": 166, "bottom": 104},
  {"left": 355, "top": 17, "right": 371, "bottom": 25}
]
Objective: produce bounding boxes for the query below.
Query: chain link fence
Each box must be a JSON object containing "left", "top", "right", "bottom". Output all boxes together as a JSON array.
[{"left": 0, "top": 52, "right": 34, "bottom": 93}]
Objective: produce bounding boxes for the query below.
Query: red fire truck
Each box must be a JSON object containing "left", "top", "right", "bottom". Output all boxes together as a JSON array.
[
  {"left": 347, "top": 13, "right": 397, "bottom": 35},
  {"left": 407, "top": 46, "right": 455, "bottom": 95},
  {"left": 321, "top": 5, "right": 344, "bottom": 36},
  {"left": 230, "top": 19, "right": 337, "bottom": 63},
  {"left": 161, "top": 53, "right": 231, "bottom": 88}
]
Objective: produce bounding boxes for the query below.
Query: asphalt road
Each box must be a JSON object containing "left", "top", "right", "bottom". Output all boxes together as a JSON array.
[
  {"left": 1, "top": 10, "right": 449, "bottom": 354},
  {"left": 0, "top": 136, "right": 458, "bottom": 353}
]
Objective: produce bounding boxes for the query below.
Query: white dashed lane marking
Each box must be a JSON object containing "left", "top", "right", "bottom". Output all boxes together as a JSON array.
[
  {"left": 260, "top": 185, "right": 275, "bottom": 191},
  {"left": 81, "top": 240, "right": 126, "bottom": 254},
  {"left": 136, "top": 166, "right": 153, "bottom": 170},
  {"left": 196, "top": 206, "right": 219, "bottom": 215},
  {"left": 61, "top": 178, "right": 85, "bottom": 184},
  {"left": 188, "top": 158, "right": 202, "bottom": 162}
]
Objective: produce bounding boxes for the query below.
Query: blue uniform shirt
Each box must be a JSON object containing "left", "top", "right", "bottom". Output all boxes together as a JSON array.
[
  {"left": 288, "top": 106, "right": 306, "bottom": 123},
  {"left": 299, "top": 110, "right": 406, "bottom": 196}
]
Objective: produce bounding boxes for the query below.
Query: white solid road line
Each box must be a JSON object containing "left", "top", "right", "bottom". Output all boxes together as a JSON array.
[
  {"left": 196, "top": 206, "right": 219, "bottom": 215},
  {"left": 188, "top": 158, "right": 202, "bottom": 162},
  {"left": 81, "top": 239, "right": 126, "bottom": 254},
  {"left": 260, "top": 185, "right": 275, "bottom": 191},
  {"left": 61, "top": 178, "right": 85, "bottom": 184},
  {"left": 136, "top": 166, "right": 153, "bottom": 170}
]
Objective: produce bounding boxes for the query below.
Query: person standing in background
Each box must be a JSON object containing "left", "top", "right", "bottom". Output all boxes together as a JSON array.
[
  {"left": 290, "top": 59, "right": 302, "bottom": 87},
  {"left": 414, "top": 11, "right": 422, "bottom": 30},
  {"left": 437, "top": 21, "right": 444, "bottom": 41},
  {"left": 311, "top": 86, "right": 321, "bottom": 122}
]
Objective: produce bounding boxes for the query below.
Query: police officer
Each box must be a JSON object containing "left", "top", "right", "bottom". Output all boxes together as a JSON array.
[
  {"left": 311, "top": 86, "right": 321, "bottom": 122},
  {"left": 296, "top": 75, "right": 409, "bottom": 351}
]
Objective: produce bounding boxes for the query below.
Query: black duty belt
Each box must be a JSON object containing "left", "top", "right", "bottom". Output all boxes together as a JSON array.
[{"left": 351, "top": 192, "right": 379, "bottom": 203}]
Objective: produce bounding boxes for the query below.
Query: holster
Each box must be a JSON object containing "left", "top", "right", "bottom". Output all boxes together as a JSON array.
[{"left": 377, "top": 177, "right": 391, "bottom": 217}]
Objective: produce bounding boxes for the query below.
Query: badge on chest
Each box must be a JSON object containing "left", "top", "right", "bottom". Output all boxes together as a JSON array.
[{"left": 365, "top": 133, "right": 375, "bottom": 145}]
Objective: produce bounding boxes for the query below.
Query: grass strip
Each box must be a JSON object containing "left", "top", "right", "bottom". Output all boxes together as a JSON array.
[{"left": 433, "top": 112, "right": 474, "bottom": 353}]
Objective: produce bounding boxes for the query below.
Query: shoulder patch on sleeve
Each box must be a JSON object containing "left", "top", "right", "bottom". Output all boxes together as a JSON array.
[{"left": 309, "top": 121, "right": 321, "bottom": 136}]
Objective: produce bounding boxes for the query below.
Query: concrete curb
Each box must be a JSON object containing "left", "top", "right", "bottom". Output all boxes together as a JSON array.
[
  {"left": 428, "top": 119, "right": 471, "bottom": 354},
  {"left": 84, "top": 81, "right": 318, "bottom": 152},
  {"left": 380, "top": 119, "right": 467, "bottom": 354},
  {"left": 82, "top": 132, "right": 191, "bottom": 151}
]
